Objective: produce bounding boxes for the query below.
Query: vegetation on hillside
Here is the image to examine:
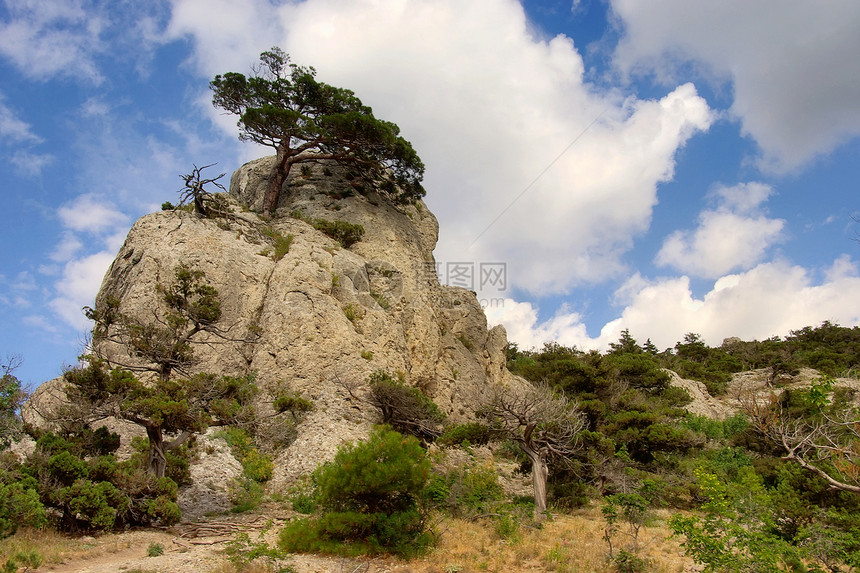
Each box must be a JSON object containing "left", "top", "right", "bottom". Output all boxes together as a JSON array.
[{"left": 3, "top": 321, "right": 860, "bottom": 572}]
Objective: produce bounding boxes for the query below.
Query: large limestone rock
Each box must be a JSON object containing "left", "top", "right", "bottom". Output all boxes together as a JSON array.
[{"left": 86, "top": 156, "right": 514, "bottom": 488}]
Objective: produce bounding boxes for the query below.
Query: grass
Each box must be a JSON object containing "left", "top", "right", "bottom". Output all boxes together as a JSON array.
[
  {"left": 364, "top": 506, "right": 690, "bottom": 573},
  {"left": 343, "top": 303, "right": 361, "bottom": 323},
  {"left": 0, "top": 527, "right": 172, "bottom": 569},
  {"left": 0, "top": 528, "right": 95, "bottom": 567},
  {"left": 370, "top": 291, "right": 390, "bottom": 310},
  {"left": 457, "top": 335, "right": 474, "bottom": 351},
  {"left": 260, "top": 226, "right": 294, "bottom": 261},
  {"left": 0, "top": 506, "right": 695, "bottom": 573}
]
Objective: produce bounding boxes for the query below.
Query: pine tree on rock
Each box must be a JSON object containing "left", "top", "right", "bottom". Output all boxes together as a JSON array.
[{"left": 211, "top": 47, "right": 425, "bottom": 213}]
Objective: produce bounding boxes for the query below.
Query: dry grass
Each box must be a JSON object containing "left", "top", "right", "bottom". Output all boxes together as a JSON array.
[
  {"left": 0, "top": 527, "right": 173, "bottom": 571},
  {"left": 379, "top": 505, "right": 693, "bottom": 573},
  {"left": 0, "top": 527, "right": 102, "bottom": 565},
  {"left": 0, "top": 506, "right": 695, "bottom": 573}
]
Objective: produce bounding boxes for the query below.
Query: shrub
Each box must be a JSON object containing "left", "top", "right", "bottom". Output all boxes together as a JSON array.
[
  {"left": 367, "top": 371, "right": 445, "bottom": 441},
  {"left": 242, "top": 449, "right": 274, "bottom": 483},
  {"left": 437, "top": 422, "right": 495, "bottom": 447},
  {"left": 668, "top": 468, "right": 803, "bottom": 572},
  {"left": 27, "top": 435, "right": 181, "bottom": 532},
  {"left": 225, "top": 530, "right": 286, "bottom": 569},
  {"left": 1, "top": 550, "right": 42, "bottom": 572},
  {"left": 260, "top": 226, "right": 294, "bottom": 261},
  {"left": 0, "top": 480, "right": 46, "bottom": 538},
  {"left": 230, "top": 477, "right": 264, "bottom": 513},
  {"left": 343, "top": 303, "right": 360, "bottom": 323},
  {"left": 426, "top": 462, "right": 504, "bottom": 517},
  {"left": 147, "top": 542, "right": 164, "bottom": 557},
  {"left": 273, "top": 393, "right": 314, "bottom": 420},
  {"left": 312, "top": 219, "right": 364, "bottom": 248},
  {"left": 54, "top": 479, "right": 128, "bottom": 532},
  {"left": 279, "top": 427, "right": 432, "bottom": 557}
]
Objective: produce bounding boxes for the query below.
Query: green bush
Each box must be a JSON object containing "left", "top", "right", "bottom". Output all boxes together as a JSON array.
[
  {"left": 273, "top": 393, "right": 314, "bottom": 419},
  {"left": 279, "top": 427, "right": 432, "bottom": 557},
  {"left": 1, "top": 550, "right": 42, "bottom": 572},
  {"left": 242, "top": 449, "right": 274, "bottom": 483},
  {"left": 613, "top": 549, "right": 649, "bottom": 573},
  {"left": 367, "top": 371, "right": 445, "bottom": 441},
  {"left": 261, "top": 226, "right": 294, "bottom": 261},
  {"left": 669, "top": 468, "right": 803, "bottom": 572},
  {"left": 0, "top": 480, "right": 46, "bottom": 538},
  {"left": 27, "top": 434, "right": 181, "bottom": 532},
  {"left": 289, "top": 491, "right": 316, "bottom": 514},
  {"left": 230, "top": 477, "right": 265, "bottom": 514},
  {"left": 54, "top": 479, "right": 128, "bottom": 532},
  {"left": 437, "top": 422, "right": 495, "bottom": 447},
  {"left": 427, "top": 462, "right": 504, "bottom": 517},
  {"left": 312, "top": 219, "right": 364, "bottom": 248}
]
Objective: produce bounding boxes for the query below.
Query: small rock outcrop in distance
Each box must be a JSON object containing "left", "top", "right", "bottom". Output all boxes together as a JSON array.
[{"left": 81, "top": 156, "right": 515, "bottom": 489}]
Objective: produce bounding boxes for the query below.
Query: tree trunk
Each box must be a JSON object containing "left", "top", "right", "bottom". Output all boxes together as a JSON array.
[
  {"left": 146, "top": 425, "right": 167, "bottom": 478},
  {"left": 522, "top": 444, "right": 549, "bottom": 521},
  {"left": 263, "top": 142, "right": 292, "bottom": 214}
]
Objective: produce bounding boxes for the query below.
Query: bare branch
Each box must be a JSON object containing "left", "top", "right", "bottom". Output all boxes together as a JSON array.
[{"left": 739, "top": 381, "right": 860, "bottom": 494}]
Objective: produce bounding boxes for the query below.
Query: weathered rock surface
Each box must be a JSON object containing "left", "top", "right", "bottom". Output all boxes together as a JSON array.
[{"left": 75, "top": 156, "right": 515, "bottom": 490}]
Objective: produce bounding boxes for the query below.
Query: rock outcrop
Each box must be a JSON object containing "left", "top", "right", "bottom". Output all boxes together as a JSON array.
[{"left": 84, "top": 156, "right": 514, "bottom": 488}]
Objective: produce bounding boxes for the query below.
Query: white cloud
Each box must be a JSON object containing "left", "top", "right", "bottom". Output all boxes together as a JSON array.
[
  {"left": 166, "top": 0, "right": 282, "bottom": 76},
  {"left": 485, "top": 299, "right": 594, "bottom": 350},
  {"left": 22, "top": 314, "right": 60, "bottom": 334},
  {"left": 655, "top": 182, "right": 784, "bottom": 277},
  {"left": 170, "top": 0, "right": 712, "bottom": 295},
  {"left": 0, "top": 0, "right": 106, "bottom": 83},
  {"left": 0, "top": 271, "right": 38, "bottom": 310},
  {"left": 57, "top": 194, "right": 129, "bottom": 234},
  {"left": 490, "top": 257, "right": 860, "bottom": 352},
  {"left": 50, "top": 232, "right": 84, "bottom": 263},
  {"left": 0, "top": 95, "right": 52, "bottom": 176},
  {"left": 9, "top": 150, "right": 54, "bottom": 177},
  {"left": 610, "top": 0, "right": 860, "bottom": 171},
  {"left": 49, "top": 251, "right": 114, "bottom": 329},
  {"left": 0, "top": 96, "right": 42, "bottom": 144}
]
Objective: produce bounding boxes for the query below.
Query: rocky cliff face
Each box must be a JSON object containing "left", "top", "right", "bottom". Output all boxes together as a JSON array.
[{"left": 89, "top": 156, "right": 513, "bottom": 487}]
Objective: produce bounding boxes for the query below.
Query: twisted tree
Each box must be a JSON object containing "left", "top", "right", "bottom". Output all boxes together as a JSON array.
[
  {"left": 211, "top": 47, "right": 425, "bottom": 213},
  {"left": 86, "top": 264, "right": 225, "bottom": 381},
  {"left": 741, "top": 377, "right": 860, "bottom": 494},
  {"left": 478, "top": 381, "right": 586, "bottom": 519},
  {"left": 63, "top": 359, "right": 256, "bottom": 478}
]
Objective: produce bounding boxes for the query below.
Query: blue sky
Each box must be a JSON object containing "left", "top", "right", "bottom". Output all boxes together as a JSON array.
[{"left": 2, "top": 0, "right": 860, "bottom": 387}]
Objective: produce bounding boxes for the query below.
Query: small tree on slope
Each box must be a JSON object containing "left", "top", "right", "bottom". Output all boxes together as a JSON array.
[
  {"left": 478, "top": 381, "right": 586, "bottom": 520},
  {"left": 63, "top": 360, "right": 256, "bottom": 478}
]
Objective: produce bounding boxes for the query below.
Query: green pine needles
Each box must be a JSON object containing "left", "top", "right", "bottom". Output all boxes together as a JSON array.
[{"left": 279, "top": 426, "right": 433, "bottom": 557}]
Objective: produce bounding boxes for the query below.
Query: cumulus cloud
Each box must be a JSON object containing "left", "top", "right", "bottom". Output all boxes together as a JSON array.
[
  {"left": 491, "top": 257, "right": 860, "bottom": 352},
  {"left": 49, "top": 251, "right": 115, "bottom": 329},
  {"left": 655, "top": 182, "right": 785, "bottom": 277},
  {"left": 57, "top": 194, "right": 129, "bottom": 234},
  {"left": 610, "top": 0, "right": 860, "bottom": 171},
  {"left": 169, "top": 0, "right": 713, "bottom": 295},
  {"left": 485, "top": 299, "right": 594, "bottom": 350},
  {"left": 50, "top": 232, "right": 84, "bottom": 263}
]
